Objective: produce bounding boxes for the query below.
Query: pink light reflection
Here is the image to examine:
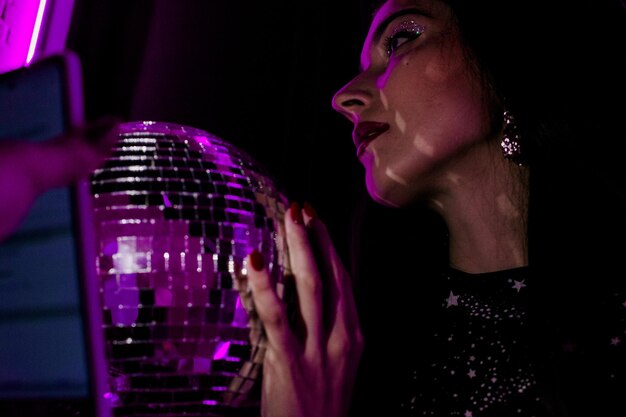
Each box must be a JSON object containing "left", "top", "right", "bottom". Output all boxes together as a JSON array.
[
  {"left": 193, "top": 135, "right": 212, "bottom": 148},
  {"left": 226, "top": 182, "right": 243, "bottom": 189},
  {"left": 26, "top": 0, "right": 47, "bottom": 65},
  {"left": 232, "top": 295, "right": 250, "bottom": 327},
  {"left": 213, "top": 341, "right": 230, "bottom": 360}
]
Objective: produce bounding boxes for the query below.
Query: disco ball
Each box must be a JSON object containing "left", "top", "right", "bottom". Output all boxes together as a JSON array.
[{"left": 89, "top": 121, "right": 290, "bottom": 416}]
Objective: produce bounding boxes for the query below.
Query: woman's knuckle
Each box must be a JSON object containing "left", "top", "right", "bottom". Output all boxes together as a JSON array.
[
  {"left": 302, "top": 273, "right": 322, "bottom": 295},
  {"left": 262, "top": 305, "right": 284, "bottom": 327},
  {"left": 328, "top": 334, "right": 353, "bottom": 357}
]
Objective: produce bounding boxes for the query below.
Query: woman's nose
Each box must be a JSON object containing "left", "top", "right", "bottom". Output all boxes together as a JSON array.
[{"left": 331, "top": 78, "right": 373, "bottom": 123}]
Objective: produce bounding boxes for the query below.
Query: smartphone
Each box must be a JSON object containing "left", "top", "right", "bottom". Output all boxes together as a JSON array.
[{"left": 0, "top": 51, "right": 111, "bottom": 417}]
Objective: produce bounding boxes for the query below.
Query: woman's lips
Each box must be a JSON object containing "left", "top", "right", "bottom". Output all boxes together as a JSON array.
[{"left": 353, "top": 121, "right": 390, "bottom": 158}]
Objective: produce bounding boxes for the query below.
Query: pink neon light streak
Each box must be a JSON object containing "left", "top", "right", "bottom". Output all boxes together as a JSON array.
[{"left": 26, "top": 0, "right": 47, "bottom": 65}]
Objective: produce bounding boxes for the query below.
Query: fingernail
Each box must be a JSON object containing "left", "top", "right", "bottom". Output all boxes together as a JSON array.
[
  {"left": 249, "top": 249, "right": 265, "bottom": 271},
  {"left": 289, "top": 202, "right": 303, "bottom": 224},
  {"left": 302, "top": 201, "right": 317, "bottom": 219}
]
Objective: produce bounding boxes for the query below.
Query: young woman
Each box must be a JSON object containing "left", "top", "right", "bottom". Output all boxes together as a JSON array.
[{"left": 246, "top": 0, "right": 626, "bottom": 416}]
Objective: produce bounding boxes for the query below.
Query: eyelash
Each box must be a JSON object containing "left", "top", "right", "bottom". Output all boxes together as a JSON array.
[{"left": 384, "top": 21, "right": 426, "bottom": 56}]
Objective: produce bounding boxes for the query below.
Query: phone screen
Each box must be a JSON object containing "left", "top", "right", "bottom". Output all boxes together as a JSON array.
[{"left": 0, "top": 53, "right": 104, "bottom": 416}]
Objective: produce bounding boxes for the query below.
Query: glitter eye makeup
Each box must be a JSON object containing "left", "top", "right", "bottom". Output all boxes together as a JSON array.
[{"left": 384, "top": 20, "right": 426, "bottom": 56}]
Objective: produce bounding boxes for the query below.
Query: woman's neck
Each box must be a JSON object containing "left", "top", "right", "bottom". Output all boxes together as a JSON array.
[{"left": 430, "top": 145, "right": 530, "bottom": 274}]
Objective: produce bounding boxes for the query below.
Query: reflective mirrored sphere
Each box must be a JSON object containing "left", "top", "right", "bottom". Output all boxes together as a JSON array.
[{"left": 89, "top": 121, "right": 290, "bottom": 416}]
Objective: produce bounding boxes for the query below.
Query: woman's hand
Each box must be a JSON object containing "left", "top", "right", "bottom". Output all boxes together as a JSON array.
[
  {"left": 246, "top": 202, "right": 364, "bottom": 417},
  {"left": 0, "top": 116, "right": 120, "bottom": 241}
]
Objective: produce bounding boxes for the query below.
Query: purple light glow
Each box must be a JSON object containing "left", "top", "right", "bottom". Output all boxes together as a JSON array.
[
  {"left": 26, "top": 0, "right": 47, "bottom": 65},
  {"left": 0, "top": 0, "right": 38, "bottom": 73},
  {"left": 227, "top": 182, "right": 244, "bottom": 189},
  {"left": 212, "top": 341, "right": 231, "bottom": 360},
  {"left": 0, "top": 0, "right": 76, "bottom": 74},
  {"left": 232, "top": 295, "right": 250, "bottom": 327}
]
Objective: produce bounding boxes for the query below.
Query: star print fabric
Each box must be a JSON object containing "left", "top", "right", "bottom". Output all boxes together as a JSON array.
[
  {"left": 399, "top": 267, "right": 551, "bottom": 416},
  {"left": 395, "top": 267, "right": 626, "bottom": 417}
]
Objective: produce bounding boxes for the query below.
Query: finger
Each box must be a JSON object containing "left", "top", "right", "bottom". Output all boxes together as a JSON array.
[
  {"left": 246, "top": 249, "right": 294, "bottom": 352},
  {"left": 285, "top": 202, "right": 324, "bottom": 355},
  {"left": 302, "top": 203, "right": 364, "bottom": 413},
  {"left": 302, "top": 202, "right": 360, "bottom": 338}
]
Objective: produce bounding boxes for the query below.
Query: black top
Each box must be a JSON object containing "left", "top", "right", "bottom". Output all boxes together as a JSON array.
[{"left": 354, "top": 266, "right": 626, "bottom": 417}]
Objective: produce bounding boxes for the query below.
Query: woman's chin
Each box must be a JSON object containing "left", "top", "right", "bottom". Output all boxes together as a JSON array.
[{"left": 366, "top": 179, "right": 406, "bottom": 208}]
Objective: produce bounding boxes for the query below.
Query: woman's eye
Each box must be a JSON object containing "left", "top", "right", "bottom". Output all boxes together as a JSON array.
[{"left": 384, "top": 21, "right": 426, "bottom": 56}]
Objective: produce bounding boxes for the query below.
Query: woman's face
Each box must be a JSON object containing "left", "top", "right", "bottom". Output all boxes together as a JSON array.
[{"left": 332, "top": 0, "right": 498, "bottom": 207}]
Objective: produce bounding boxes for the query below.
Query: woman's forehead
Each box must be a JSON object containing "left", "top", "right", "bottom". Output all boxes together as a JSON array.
[{"left": 369, "top": 0, "right": 443, "bottom": 29}]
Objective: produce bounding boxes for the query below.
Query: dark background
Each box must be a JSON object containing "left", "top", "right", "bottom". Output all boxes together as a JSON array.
[{"left": 67, "top": 0, "right": 374, "bottom": 264}]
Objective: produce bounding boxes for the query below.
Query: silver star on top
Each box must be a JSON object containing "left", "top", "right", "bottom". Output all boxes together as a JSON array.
[
  {"left": 512, "top": 279, "right": 526, "bottom": 292},
  {"left": 446, "top": 291, "right": 460, "bottom": 307}
]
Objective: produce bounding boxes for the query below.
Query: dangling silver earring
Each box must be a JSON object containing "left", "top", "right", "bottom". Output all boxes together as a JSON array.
[{"left": 501, "top": 110, "right": 525, "bottom": 165}]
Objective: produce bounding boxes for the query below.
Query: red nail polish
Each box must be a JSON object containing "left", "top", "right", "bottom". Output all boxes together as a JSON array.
[
  {"left": 249, "top": 249, "right": 265, "bottom": 271},
  {"left": 302, "top": 201, "right": 317, "bottom": 219},
  {"left": 289, "top": 202, "right": 303, "bottom": 224}
]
